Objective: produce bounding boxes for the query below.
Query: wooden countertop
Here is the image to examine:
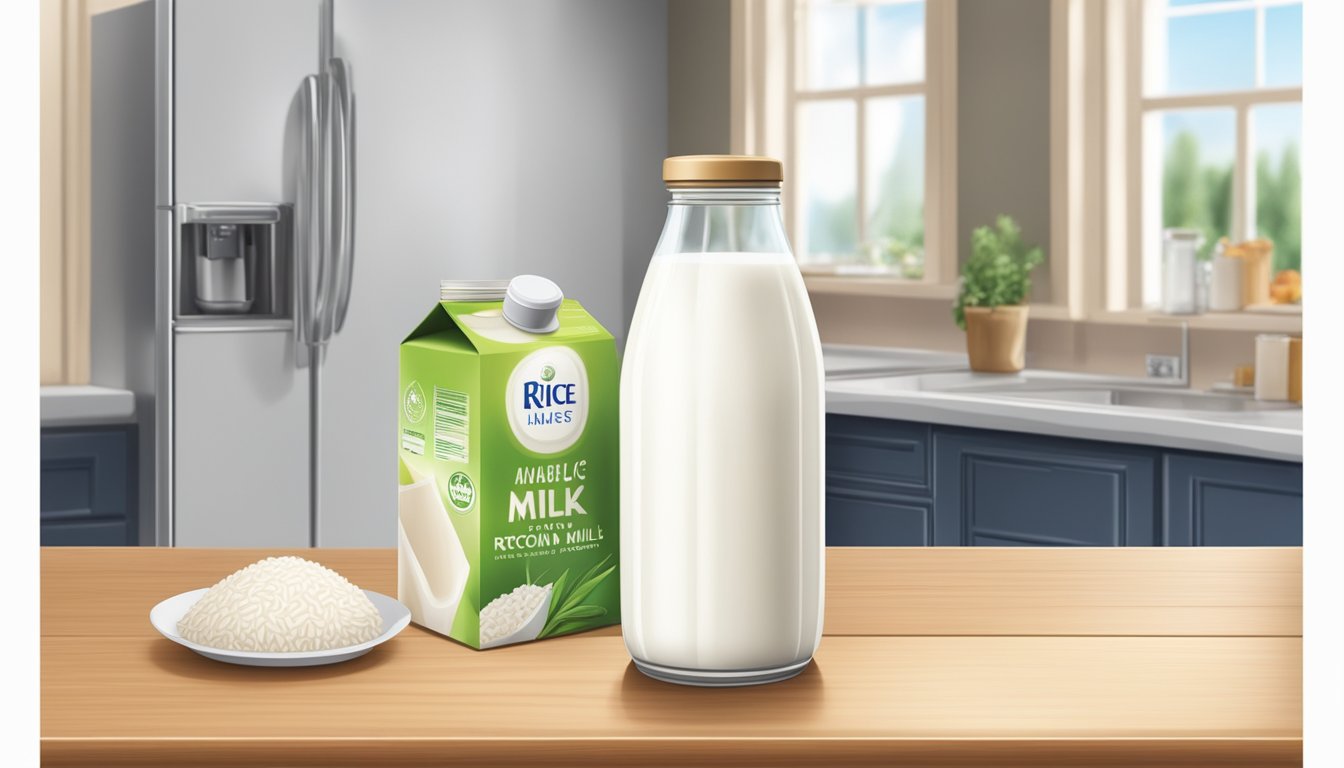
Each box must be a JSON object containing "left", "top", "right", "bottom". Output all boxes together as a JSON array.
[{"left": 41, "top": 547, "right": 1302, "bottom": 766}]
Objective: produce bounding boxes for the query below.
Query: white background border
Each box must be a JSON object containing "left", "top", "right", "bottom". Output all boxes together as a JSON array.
[
  {"left": 1, "top": 0, "right": 42, "bottom": 762},
  {"left": 3, "top": 1, "right": 1342, "bottom": 765}
]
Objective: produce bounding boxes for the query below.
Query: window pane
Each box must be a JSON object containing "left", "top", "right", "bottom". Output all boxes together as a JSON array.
[
  {"left": 1164, "top": 11, "right": 1255, "bottom": 94},
  {"left": 1264, "top": 4, "right": 1303, "bottom": 87},
  {"left": 1254, "top": 104, "right": 1301, "bottom": 275},
  {"left": 865, "top": 96, "right": 925, "bottom": 278},
  {"left": 798, "top": 100, "right": 858, "bottom": 265},
  {"left": 864, "top": 1, "right": 924, "bottom": 86},
  {"left": 1144, "top": 109, "right": 1234, "bottom": 305},
  {"left": 804, "top": 1, "right": 859, "bottom": 90}
]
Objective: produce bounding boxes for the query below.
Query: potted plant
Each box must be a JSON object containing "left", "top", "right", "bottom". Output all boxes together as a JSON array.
[{"left": 953, "top": 215, "right": 1044, "bottom": 373}]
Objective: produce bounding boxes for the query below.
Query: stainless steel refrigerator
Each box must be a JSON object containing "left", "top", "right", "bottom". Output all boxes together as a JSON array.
[{"left": 91, "top": 0, "right": 666, "bottom": 547}]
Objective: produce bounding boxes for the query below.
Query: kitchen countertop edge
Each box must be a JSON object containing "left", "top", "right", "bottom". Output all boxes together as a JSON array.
[
  {"left": 40, "top": 736, "right": 1303, "bottom": 768},
  {"left": 40, "top": 385, "right": 137, "bottom": 428},
  {"left": 827, "top": 388, "right": 1302, "bottom": 462}
]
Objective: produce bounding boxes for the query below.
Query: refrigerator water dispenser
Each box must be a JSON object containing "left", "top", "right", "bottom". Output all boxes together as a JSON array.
[
  {"left": 196, "top": 224, "right": 252, "bottom": 313},
  {"left": 177, "top": 204, "right": 290, "bottom": 318}
]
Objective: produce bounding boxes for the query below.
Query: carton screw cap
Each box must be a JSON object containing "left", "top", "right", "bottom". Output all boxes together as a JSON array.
[{"left": 503, "top": 275, "right": 563, "bottom": 334}]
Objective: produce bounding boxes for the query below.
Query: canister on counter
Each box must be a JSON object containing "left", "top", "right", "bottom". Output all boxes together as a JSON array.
[
  {"left": 1233, "top": 364, "right": 1256, "bottom": 389},
  {"left": 1238, "top": 240, "right": 1274, "bottom": 307},
  {"left": 1209, "top": 254, "right": 1243, "bottom": 312},
  {"left": 1254, "top": 334, "right": 1291, "bottom": 401},
  {"left": 1288, "top": 336, "right": 1302, "bottom": 404},
  {"left": 1161, "top": 228, "right": 1203, "bottom": 315}
]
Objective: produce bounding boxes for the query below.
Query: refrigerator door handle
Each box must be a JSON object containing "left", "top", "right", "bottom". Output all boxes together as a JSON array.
[
  {"left": 294, "top": 74, "right": 321, "bottom": 369},
  {"left": 330, "top": 57, "right": 356, "bottom": 335},
  {"left": 313, "top": 65, "right": 343, "bottom": 348}
]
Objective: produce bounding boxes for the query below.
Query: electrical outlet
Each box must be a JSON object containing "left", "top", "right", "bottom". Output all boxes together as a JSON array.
[{"left": 1146, "top": 354, "right": 1181, "bottom": 380}]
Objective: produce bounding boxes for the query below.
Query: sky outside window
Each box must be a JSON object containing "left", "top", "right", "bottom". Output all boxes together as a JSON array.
[
  {"left": 865, "top": 2, "right": 924, "bottom": 85},
  {"left": 1264, "top": 4, "right": 1303, "bottom": 87},
  {"left": 800, "top": 99, "right": 858, "bottom": 261},
  {"left": 796, "top": 1, "right": 927, "bottom": 273},
  {"left": 1164, "top": 10, "right": 1255, "bottom": 94}
]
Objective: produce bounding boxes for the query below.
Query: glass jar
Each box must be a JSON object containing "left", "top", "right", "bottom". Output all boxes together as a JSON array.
[
  {"left": 1161, "top": 228, "right": 1204, "bottom": 314},
  {"left": 620, "top": 156, "right": 825, "bottom": 686}
]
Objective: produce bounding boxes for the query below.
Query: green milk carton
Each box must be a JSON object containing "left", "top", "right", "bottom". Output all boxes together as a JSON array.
[{"left": 397, "top": 278, "right": 618, "bottom": 648}]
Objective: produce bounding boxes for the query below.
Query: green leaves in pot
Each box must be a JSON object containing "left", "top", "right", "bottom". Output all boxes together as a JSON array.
[{"left": 953, "top": 215, "right": 1044, "bottom": 330}]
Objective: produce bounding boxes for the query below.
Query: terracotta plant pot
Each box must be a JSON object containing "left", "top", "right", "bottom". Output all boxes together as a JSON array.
[{"left": 964, "top": 305, "right": 1028, "bottom": 373}]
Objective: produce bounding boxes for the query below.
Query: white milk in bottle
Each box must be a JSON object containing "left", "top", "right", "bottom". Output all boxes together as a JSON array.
[{"left": 621, "top": 155, "right": 824, "bottom": 686}]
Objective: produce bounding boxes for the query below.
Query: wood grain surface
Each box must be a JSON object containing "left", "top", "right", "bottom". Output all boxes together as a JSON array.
[{"left": 40, "top": 547, "right": 1302, "bottom": 766}]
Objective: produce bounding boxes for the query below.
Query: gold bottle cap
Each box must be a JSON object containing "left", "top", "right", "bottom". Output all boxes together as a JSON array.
[{"left": 662, "top": 155, "right": 782, "bottom": 188}]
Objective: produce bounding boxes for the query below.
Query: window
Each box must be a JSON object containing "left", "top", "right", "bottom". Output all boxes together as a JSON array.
[
  {"left": 1137, "top": 0, "right": 1302, "bottom": 307},
  {"left": 787, "top": 0, "right": 954, "bottom": 282}
]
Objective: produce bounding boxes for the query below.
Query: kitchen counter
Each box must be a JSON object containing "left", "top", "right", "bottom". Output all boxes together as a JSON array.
[
  {"left": 823, "top": 343, "right": 967, "bottom": 378},
  {"left": 40, "top": 385, "right": 136, "bottom": 427},
  {"left": 823, "top": 345, "right": 1302, "bottom": 462},
  {"left": 42, "top": 547, "right": 1301, "bottom": 766}
]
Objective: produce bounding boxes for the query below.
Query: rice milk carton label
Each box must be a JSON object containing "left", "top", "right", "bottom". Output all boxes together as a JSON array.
[{"left": 398, "top": 300, "right": 618, "bottom": 648}]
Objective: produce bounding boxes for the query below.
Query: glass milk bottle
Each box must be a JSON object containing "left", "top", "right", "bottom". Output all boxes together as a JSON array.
[{"left": 620, "top": 156, "right": 824, "bottom": 686}]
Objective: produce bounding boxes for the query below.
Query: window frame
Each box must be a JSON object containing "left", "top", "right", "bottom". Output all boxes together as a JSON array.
[
  {"left": 732, "top": 0, "right": 958, "bottom": 295},
  {"left": 1118, "top": 0, "right": 1303, "bottom": 312}
]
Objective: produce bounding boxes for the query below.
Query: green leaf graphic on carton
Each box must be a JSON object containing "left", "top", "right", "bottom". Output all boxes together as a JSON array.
[{"left": 537, "top": 554, "right": 616, "bottom": 639}]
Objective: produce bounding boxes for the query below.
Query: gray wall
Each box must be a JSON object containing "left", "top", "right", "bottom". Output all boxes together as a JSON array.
[
  {"left": 668, "top": 0, "right": 732, "bottom": 156},
  {"left": 956, "top": 0, "right": 1053, "bottom": 301}
]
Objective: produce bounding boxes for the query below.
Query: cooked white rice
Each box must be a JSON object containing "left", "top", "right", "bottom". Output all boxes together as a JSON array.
[
  {"left": 479, "top": 583, "right": 549, "bottom": 645},
  {"left": 177, "top": 556, "right": 383, "bottom": 652}
]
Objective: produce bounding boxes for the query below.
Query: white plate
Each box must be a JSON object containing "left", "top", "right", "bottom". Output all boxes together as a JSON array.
[{"left": 150, "top": 588, "right": 411, "bottom": 667}]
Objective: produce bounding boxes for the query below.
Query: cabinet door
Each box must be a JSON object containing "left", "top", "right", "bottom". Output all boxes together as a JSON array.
[
  {"left": 826, "top": 416, "right": 934, "bottom": 545},
  {"left": 826, "top": 415, "right": 931, "bottom": 495},
  {"left": 933, "top": 428, "right": 1159, "bottom": 546},
  {"left": 1164, "top": 454, "right": 1302, "bottom": 546},
  {"left": 41, "top": 428, "right": 137, "bottom": 546},
  {"left": 826, "top": 487, "right": 933, "bottom": 546}
]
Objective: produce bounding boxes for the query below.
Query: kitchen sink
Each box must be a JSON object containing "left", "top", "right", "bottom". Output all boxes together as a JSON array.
[
  {"left": 829, "top": 367, "right": 1301, "bottom": 417},
  {"left": 991, "top": 387, "right": 1297, "bottom": 412}
]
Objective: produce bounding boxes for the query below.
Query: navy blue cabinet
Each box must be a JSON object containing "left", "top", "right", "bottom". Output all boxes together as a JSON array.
[
  {"left": 826, "top": 488, "right": 933, "bottom": 546},
  {"left": 40, "top": 427, "right": 138, "bottom": 546},
  {"left": 824, "top": 414, "right": 1301, "bottom": 547},
  {"left": 826, "top": 415, "right": 933, "bottom": 545},
  {"left": 1164, "top": 454, "right": 1302, "bottom": 546},
  {"left": 826, "top": 415, "right": 931, "bottom": 495},
  {"left": 933, "top": 428, "right": 1159, "bottom": 546}
]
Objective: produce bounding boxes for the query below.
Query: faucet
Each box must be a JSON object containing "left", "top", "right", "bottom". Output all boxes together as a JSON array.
[{"left": 1145, "top": 319, "right": 1190, "bottom": 388}]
